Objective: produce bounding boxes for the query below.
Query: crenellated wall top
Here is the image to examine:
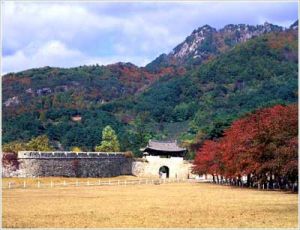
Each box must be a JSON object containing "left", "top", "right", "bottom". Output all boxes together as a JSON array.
[{"left": 18, "top": 151, "right": 126, "bottom": 159}]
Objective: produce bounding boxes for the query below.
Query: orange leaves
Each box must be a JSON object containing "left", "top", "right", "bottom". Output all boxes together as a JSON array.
[
  {"left": 107, "top": 63, "right": 186, "bottom": 92},
  {"left": 193, "top": 104, "right": 298, "bottom": 178},
  {"left": 267, "top": 31, "right": 297, "bottom": 50},
  {"left": 193, "top": 140, "right": 220, "bottom": 175}
]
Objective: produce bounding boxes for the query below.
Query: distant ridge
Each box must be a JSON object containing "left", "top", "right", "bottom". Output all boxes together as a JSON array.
[{"left": 146, "top": 21, "right": 296, "bottom": 71}]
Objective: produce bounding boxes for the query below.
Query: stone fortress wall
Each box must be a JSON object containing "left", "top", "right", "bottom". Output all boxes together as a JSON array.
[
  {"left": 18, "top": 151, "right": 132, "bottom": 177},
  {"left": 17, "top": 151, "right": 195, "bottom": 178}
]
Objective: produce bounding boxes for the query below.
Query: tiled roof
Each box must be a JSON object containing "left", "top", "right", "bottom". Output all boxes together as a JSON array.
[{"left": 142, "top": 140, "right": 186, "bottom": 152}]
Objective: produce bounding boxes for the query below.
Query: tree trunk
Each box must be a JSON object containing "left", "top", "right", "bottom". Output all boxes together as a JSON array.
[
  {"left": 237, "top": 176, "right": 242, "bottom": 187},
  {"left": 246, "top": 174, "right": 251, "bottom": 187}
]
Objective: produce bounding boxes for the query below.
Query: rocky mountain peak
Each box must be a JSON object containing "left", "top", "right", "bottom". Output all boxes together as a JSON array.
[
  {"left": 192, "top": 24, "right": 217, "bottom": 35},
  {"left": 146, "top": 21, "right": 287, "bottom": 71},
  {"left": 174, "top": 22, "right": 284, "bottom": 58}
]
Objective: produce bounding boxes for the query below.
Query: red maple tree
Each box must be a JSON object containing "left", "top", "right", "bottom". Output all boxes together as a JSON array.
[{"left": 193, "top": 104, "right": 298, "bottom": 189}]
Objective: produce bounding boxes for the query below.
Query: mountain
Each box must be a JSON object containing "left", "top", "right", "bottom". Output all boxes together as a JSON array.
[
  {"left": 2, "top": 21, "right": 298, "bottom": 156},
  {"left": 2, "top": 62, "right": 185, "bottom": 116},
  {"left": 146, "top": 22, "right": 284, "bottom": 71},
  {"left": 131, "top": 28, "right": 298, "bottom": 129}
]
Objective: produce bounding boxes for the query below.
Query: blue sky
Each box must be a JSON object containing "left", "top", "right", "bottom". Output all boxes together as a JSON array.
[{"left": 2, "top": 1, "right": 298, "bottom": 73}]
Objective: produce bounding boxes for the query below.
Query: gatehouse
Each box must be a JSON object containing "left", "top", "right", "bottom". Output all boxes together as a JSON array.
[{"left": 132, "top": 140, "right": 194, "bottom": 178}]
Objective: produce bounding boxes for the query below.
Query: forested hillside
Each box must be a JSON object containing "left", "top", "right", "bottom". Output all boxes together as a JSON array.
[
  {"left": 2, "top": 22, "right": 298, "bottom": 157},
  {"left": 3, "top": 62, "right": 184, "bottom": 116}
]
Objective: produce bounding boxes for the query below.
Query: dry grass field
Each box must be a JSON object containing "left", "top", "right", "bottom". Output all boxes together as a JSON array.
[{"left": 2, "top": 179, "right": 298, "bottom": 228}]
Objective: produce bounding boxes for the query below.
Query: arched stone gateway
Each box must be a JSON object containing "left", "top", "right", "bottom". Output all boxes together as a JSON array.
[
  {"left": 132, "top": 140, "right": 198, "bottom": 179},
  {"left": 159, "top": 166, "right": 169, "bottom": 178}
]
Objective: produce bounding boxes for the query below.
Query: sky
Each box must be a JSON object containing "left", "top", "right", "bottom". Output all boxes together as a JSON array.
[{"left": 2, "top": 1, "right": 298, "bottom": 73}]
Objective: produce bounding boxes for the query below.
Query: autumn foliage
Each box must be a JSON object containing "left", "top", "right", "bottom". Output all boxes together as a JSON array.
[{"left": 193, "top": 104, "right": 298, "bottom": 189}]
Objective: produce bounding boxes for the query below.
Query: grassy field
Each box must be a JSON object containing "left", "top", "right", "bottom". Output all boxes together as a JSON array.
[{"left": 2, "top": 179, "right": 298, "bottom": 228}]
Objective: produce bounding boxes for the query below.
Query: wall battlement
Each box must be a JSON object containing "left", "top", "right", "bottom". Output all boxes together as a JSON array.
[{"left": 18, "top": 151, "right": 126, "bottom": 159}]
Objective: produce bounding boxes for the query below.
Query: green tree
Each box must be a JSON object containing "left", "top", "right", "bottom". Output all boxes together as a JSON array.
[
  {"left": 71, "top": 146, "right": 82, "bottom": 152},
  {"left": 39, "top": 111, "right": 47, "bottom": 122},
  {"left": 95, "top": 126, "right": 120, "bottom": 152},
  {"left": 26, "top": 135, "right": 53, "bottom": 151},
  {"left": 2, "top": 141, "right": 27, "bottom": 153}
]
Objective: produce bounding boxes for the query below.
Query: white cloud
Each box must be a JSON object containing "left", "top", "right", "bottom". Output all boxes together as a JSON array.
[
  {"left": 3, "top": 40, "right": 152, "bottom": 73},
  {"left": 3, "top": 41, "right": 84, "bottom": 73},
  {"left": 2, "top": 1, "right": 298, "bottom": 73},
  {"left": 3, "top": 2, "right": 119, "bottom": 51}
]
